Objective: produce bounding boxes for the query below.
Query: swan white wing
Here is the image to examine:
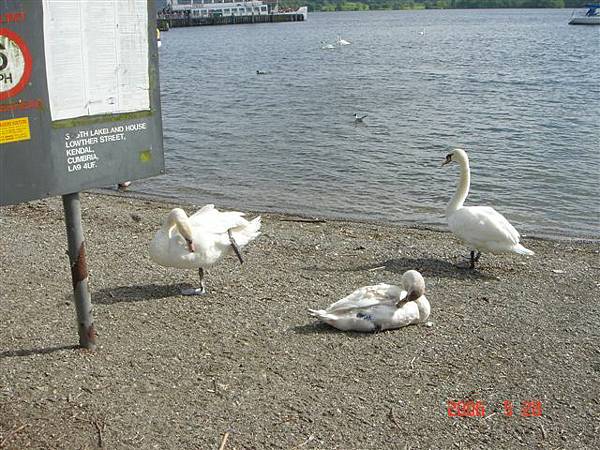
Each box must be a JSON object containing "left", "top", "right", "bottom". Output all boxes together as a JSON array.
[
  {"left": 325, "top": 284, "right": 405, "bottom": 314},
  {"left": 450, "top": 206, "right": 520, "bottom": 250},
  {"left": 150, "top": 228, "right": 206, "bottom": 269},
  {"left": 381, "top": 302, "right": 420, "bottom": 330},
  {"left": 189, "top": 205, "right": 249, "bottom": 234}
]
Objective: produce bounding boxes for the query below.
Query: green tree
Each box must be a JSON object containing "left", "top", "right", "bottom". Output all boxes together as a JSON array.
[{"left": 280, "top": 0, "right": 570, "bottom": 11}]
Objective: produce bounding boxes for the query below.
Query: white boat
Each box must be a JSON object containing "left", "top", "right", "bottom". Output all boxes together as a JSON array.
[
  {"left": 569, "top": 4, "right": 600, "bottom": 25},
  {"left": 165, "top": 0, "right": 308, "bottom": 21}
]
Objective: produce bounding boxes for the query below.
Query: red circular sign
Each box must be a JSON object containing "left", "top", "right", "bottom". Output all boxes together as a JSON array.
[{"left": 0, "top": 28, "right": 33, "bottom": 101}]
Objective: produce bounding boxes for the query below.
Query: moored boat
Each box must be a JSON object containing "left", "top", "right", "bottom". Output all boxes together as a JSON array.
[
  {"left": 569, "top": 4, "right": 600, "bottom": 25},
  {"left": 160, "top": 0, "right": 308, "bottom": 23}
]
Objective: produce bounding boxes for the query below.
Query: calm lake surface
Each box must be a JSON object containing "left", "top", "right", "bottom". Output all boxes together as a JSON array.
[{"left": 135, "top": 9, "right": 599, "bottom": 239}]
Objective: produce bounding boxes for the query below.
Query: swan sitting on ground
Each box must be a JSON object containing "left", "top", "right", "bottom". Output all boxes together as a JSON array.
[
  {"left": 150, "top": 205, "right": 261, "bottom": 295},
  {"left": 336, "top": 36, "right": 351, "bottom": 46},
  {"left": 442, "top": 148, "right": 534, "bottom": 268},
  {"left": 308, "top": 270, "right": 429, "bottom": 332}
]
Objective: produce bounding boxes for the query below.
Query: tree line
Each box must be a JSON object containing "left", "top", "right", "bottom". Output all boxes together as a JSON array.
[{"left": 280, "top": 0, "right": 586, "bottom": 11}]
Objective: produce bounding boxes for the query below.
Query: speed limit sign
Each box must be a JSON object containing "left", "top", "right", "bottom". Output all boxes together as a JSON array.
[{"left": 0, "top": 28, "right": 32, "bottom": 101}]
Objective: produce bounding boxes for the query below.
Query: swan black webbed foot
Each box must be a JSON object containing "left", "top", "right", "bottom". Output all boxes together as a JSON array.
[
  {"left": 456, "top": 250, "right": 482, "bottom": 269},
  {"left": 470, "top": 250, "right": 482, "bottom": 269},
  {"left": 181, "top": 268, "right": 206, "bottom": 296}
]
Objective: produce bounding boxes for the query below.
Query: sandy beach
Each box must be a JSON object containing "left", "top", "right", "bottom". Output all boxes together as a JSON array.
[{"left": 0, "top": 192, "right": 598, "bottom": 449}]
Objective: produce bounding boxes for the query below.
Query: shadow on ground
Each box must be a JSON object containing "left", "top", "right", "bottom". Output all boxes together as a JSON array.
[
  {"left": 363, "top": 257, "right": 496, "bottom": 280},
  {"left": 92, "top": 283, "right": 193, "bottom": 305},
  {"left": 304, "top": 257, "right": 496, "bottom": 280},
  {"left": 292, "top": 322, "right": 390, "bottom": 338},
  {"left": 0, "top": 344, "right": 79, "bottom": 359}
]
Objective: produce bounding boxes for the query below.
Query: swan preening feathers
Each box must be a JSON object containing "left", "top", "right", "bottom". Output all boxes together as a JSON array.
[
  {"left": 149, "top": 205, "right": 261, "bottom": 295},
  {"left": 309, "top": 270, "right": 430, "bottom": 332},
  {"left": 442, "top": 149, "right": 534, "bottom": 268},
  {"left": 146, "top": 148, "right": 533, "bottom": 333}
]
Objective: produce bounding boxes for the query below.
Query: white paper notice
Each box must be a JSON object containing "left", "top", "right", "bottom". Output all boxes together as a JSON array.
[{"left": 43, "top": 0, "right": 150, "bottom": 121}]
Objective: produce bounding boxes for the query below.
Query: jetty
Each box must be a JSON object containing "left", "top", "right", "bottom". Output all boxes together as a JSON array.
[
  {"left": 157, "top": 0, "right": 307, "bottom": 29},
  {"left": 157, "top": 12, "right": 305, "bottom": 29}
]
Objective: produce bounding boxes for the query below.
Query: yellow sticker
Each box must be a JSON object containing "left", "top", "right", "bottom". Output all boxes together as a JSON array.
[
  {"left": 139, "top": 149, "right": 152, "bottom": 162},
  {"left": 0, "top": 117, "right": 31, "bottom": 144}
]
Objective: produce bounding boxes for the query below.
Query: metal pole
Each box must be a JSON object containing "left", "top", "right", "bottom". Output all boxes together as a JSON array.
[{"left": 62, "top": 192, "right": 97, "bottom": 350}]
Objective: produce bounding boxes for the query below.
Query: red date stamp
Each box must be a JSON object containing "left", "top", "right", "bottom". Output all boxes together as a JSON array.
[{"left": 447, "top": 400, "right": 542, "bottom": 418}]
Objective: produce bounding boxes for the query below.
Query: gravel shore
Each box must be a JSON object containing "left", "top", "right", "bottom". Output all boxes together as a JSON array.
[{"left": 1, "top": 192, "right": 598, "bottom": 449}]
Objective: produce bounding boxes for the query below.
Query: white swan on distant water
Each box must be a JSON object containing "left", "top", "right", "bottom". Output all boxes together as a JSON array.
[
  {"left": 336, "top": 36, "right": 351, "bottom": 46},
  {"left": 442, "top": 149, "right": 534, "bottom": 268},
  {"left": 320, "top": 41, "right": 335, "bottom": 50},
  {"left": 150, "top": 205, "right": 261, "bottom": 295},
  {"left": 308, "top": 270, "right": 430, "bottom": 332}
]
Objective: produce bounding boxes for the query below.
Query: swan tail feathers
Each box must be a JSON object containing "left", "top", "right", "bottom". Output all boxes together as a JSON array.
[
  {"left": 308, "top": 309, "right": 331, "bottom": 321},
  {"left": 244, "top": 216, "right": 262, "bottom": 240},
  {"left": 231, "top": 216, "right": 261, "bottom": 247},
  {"left": 513, "top": 244, "right": 534, "bottom": 256}
]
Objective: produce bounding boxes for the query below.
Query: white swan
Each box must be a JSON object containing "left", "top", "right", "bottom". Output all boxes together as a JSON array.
[
  {"left": 442, "top": 149, "right": 534, "bottom": 268},
  {"left": 308, "top": 270, "right": 430, "bottom": 332},
  {"left": 150, "top": 205, "right": 261, "bottom": 295},
  {"left": 336, "top": 36, "right": 351, "bottom": 46}
]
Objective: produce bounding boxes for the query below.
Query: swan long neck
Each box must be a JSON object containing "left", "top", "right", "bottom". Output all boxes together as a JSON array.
[
  {"left": 447, "top": 155, "right": 470, "bottom": 215},
  {"left": 164, "top": 209, "right": 192, "bottom": 241},
  {"left": 415, "top": 296, "right": 430, "bottom": 323}
]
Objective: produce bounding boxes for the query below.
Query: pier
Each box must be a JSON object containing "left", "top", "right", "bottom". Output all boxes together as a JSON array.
[{"left": 157, "top": 12, "right": 304, "bottom": 29}]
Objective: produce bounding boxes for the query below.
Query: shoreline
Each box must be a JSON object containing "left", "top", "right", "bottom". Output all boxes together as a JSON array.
[
  {"left": 1, "top": 192, "right": 598, "bottom": 449},
  {"left": 93, "top": 187, "right": 600, "bottom": 244}
]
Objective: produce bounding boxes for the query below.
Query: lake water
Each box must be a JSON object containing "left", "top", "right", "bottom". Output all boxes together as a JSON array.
[{"left": 134, "top": 9, "right": 599, "bottom": 239}]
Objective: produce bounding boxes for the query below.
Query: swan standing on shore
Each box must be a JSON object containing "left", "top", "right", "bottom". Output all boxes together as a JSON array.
[
  {"left": 442, "top": 149, "right": 534, "bottom": 269},
  {"left": 308, "top": 270, "right": 429, "bottom": 332},
  {"left": 150, "top": 205, "right": 261, "bottom": 295}
]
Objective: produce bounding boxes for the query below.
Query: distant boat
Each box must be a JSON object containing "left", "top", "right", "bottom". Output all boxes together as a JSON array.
[{"left": 569, "top": 4, "right": 600, "bottom": 25}]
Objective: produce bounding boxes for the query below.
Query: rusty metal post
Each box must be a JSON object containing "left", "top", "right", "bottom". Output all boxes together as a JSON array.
[{"left": 62, "top": 192, "right": 96, "bottom": 350}]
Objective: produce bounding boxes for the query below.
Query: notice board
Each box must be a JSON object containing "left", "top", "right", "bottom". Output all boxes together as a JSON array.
[{"left": 0, "top": 0, "right": 164, "bottom": 206}]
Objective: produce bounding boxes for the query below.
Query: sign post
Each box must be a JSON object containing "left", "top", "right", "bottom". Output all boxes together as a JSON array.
[
  {"left": 62, "top": 193, "right": 96, "bottom": 350},
  {"left": 1, "top": 0, "right": 164, "bottom": 350}
]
